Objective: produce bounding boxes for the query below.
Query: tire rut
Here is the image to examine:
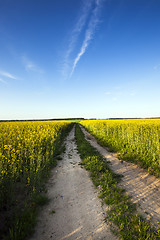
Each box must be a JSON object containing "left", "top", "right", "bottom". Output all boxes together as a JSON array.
[{"left": 80, "top": 125, "right": 160, "bottom": 228}]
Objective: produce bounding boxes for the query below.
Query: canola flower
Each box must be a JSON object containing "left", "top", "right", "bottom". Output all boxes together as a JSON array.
[
  {"left": 0, "top": 120, "right": 72, "bottom": 209},
  {"left": 81, "top": 119, "right": 160, "bottom": 177}
]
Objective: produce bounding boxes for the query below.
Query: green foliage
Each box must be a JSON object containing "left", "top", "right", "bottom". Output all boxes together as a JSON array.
[
  {"left": 50, "top": 209, "right": 56, "bottom": 214},
  {"left": 75, "top": 124, "right": 160, "bottom": 240},
  {"left": 32, "top": 192, "right": 49, "bottom": 206},
  {"left": 8, "top": 207, "right": 37, "bottom": 240}
]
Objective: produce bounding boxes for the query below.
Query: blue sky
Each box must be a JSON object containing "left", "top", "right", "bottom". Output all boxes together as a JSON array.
[{"left": 0, "top": 0, "right": 160, "bottom": 120}]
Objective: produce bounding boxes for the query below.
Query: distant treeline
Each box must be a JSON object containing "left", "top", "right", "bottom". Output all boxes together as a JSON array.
[
  {"left": 107, "top": 117, "right": 160, "bottom": 120},
  {"left": 0, "top": 118, "right": 85, "bottom": 123},
  {"left": 1, "top": 117, "right": 160, "bottom": 123},
  {"left": 89, "top": 117, "right": 160, "bottom": 120}
]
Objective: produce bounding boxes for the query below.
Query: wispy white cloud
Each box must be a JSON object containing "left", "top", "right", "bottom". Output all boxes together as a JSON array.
[
  {"left": 22, "top": 56, "right": 44, "bottom": 73},
  {"left": 0, "top": 78, "right": 7, "bottom": 84},
  {"left": 154, "top": 64, "right": 160, "bottom": 70},
  {"left": 105, "top": 91, "right": 112, "bottom": 95},
  {"left": 70, "top": 0, "right": 103, "bottom": 77},
  {"left": 0, "top": 70, "right": 17, "bottom": 80},
  {"left": 62, "top": 0, "right": 93, "bottom": 78},
  {"left": 105, "top": 89, "right": 137, "bottom": 99}
]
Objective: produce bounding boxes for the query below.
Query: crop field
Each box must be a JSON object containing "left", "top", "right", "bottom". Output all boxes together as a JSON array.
[
  {"left": 1, "top": 119, "right": 160, "bottom": 240},
  {"left": 0, "top": 120, "right": 72, "bottom": 239},
  {"left": 81, "top": 119, "right": 160, "bottom": 178}
]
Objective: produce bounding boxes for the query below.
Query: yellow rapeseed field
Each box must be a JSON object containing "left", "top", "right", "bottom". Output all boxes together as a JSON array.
[
  {"left": 81, "top": 119, "right": 160, "bottom": 177},
  {"left": 0, "top": 121, "right": 72, "bottom": 209}
]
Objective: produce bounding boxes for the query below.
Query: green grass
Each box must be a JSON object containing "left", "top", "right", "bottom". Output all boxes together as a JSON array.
[
  {"left": 50, "top": 209, "right": 56, "bottom": 214},
  {"left": 8, "top": 192, "right": 48, "bottom": 240},
  {"left": 75, "top": 124, "right": 160, "bottom": 240}
]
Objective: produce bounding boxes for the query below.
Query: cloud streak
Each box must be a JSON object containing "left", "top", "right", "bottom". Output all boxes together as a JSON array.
[
  {"left": 0, "top": 78, "right": 7, "bottom": 84},
  {"left": 154, "top": 64, "right": 160, "bottom": 70},
  {"left": 105, "top": 91, "right": 112, "bottom": 95},
  {"left": 70, "top": 0, "right": 103, "bottom": 77},
  {"left": 62, "top": 0, "right": 93, "bottom": 78},
  {"left": 22, "top": 56, "right": 44, "bottom": 73},
  {"left": 0, "top": 70, "right": 17, "bottom": 80}
]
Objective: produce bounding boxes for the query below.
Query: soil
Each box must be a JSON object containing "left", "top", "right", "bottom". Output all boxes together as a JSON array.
[
  {"left": 29, "top": 126, "right": 118, "bottom": 240},
  {"left": 80, "top": 125, "right": 160, "bottom": 228}
]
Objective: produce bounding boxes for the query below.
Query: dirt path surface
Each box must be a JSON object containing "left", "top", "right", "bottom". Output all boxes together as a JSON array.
[
  {"left": 80, "top": 126, "right": 160, "bottom": 228},
  {"left": 29, "top": 126, "right": 118, "bottom": 240}
]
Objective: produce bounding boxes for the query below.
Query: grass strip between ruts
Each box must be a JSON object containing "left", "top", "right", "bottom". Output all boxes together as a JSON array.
[{"left": 75, "top": 124, "right": 160, "bottom": 240}]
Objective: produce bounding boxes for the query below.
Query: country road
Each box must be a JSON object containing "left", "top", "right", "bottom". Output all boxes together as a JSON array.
[{"left": 29, "top": 126, "right": 117, "bottom": 240}]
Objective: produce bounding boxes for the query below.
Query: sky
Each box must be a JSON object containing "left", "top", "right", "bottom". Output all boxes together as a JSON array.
[{"left": 0, "top": 0, "right": 160, "bottom": 120}]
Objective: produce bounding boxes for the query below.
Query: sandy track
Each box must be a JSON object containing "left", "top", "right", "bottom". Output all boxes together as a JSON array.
[
  {"left": 80, "top": 125, "right": 160, "bottom": 228},
  {"left": 29, "top": 126, "right": 118, "bottom": 240}
]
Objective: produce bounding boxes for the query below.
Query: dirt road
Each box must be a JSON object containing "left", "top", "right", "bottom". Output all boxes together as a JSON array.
[
  {"left": 80, "top": 125, "right": 160, "bottom": 228},
  {"left": 29, "top": 126, "right": 118, "bottom": 240}
]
